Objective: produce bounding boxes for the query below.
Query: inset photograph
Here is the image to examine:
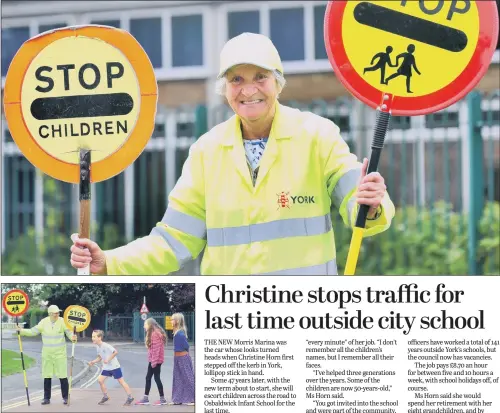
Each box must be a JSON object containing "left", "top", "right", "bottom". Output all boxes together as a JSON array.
[{"left": 1, "top": 283, "right": 195, "bottom": 412}]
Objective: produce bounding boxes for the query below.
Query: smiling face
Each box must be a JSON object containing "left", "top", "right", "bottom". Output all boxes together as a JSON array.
[
  {"left": 224, "top": 64, "right": 279, "bottom": 123},
  {"left": 92, "top": 331, "right": 102, "bottom": 345},
  {"left": 49, "top": 312, "right": 59, "bottom": 322}
]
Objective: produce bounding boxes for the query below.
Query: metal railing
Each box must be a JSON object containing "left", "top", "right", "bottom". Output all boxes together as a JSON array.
[{"left": 2, "top": 90, "right": 499, "bottom": 275}]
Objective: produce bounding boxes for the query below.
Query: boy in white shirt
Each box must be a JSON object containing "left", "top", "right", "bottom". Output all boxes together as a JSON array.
[{"left": 88, "top": 330, "right": 134, "bottom": 406}]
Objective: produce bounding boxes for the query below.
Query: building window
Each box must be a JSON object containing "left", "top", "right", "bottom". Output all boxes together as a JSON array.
[
  {"left": 152, "top": 122, "right": 165, "bottom": 139},
  {"left": 227, "top": 10, "right": 260, "bottom": 39},
  {"left": 176, "top": 122, "right": 195, "bottom": 138},
  {"left": 314, "top": 5, "right": 328, "bottom": 60},
  {"left": 326, "top": 115, "right": 350, "bottom": 133},
  {"left": 133, "top": 151, "right": 166, "bottom": 237},
  {"left": 223, "top": 2, "right": 333, "bottom": 74},
  {"left": 130, "top": 18, "right": 162, "bottom": 68},
  {"left": 390, "top": 116, "right": 411, "bottom": 130},
  {"left": 270, "top": 8, "right": 305, "bottom": 61},
  {"left": 482, "top": 110, "right": 500, "bottom": 125},
  {"left": 425, "top": 112, "right": 459, "bottom": 128},
  {"left": 1, "top": 27, "right": 30, "bottom": 76},
  {"left": 39, "top": 23, "right": 67, "bottom": 34},
  {"left": 171, "top": 14, "right": 203, "bottom": 67},
  {"left": 96, "top": 173, "right": 126, "bottom": 243},
  {"left": 78, "top": 9, "right": 209, "bottom": 79},
  {"left": 4, "top": 127, "right": 14, "bottom": 143},
  {"left": 4, "top": 156, "right": 35, "bottom": 242},
  {"left": 91, "top": 19, "right": 121, "bottom": 28}
]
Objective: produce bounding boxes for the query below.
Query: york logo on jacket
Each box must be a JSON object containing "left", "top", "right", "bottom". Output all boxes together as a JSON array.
[{"left": 276, "top": 191, "right": 315, "bottom": 210}]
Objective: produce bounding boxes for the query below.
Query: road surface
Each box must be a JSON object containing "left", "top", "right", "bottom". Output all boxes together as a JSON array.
[{"left": 2, "top": 336, "right": 195, "bottom": 412}]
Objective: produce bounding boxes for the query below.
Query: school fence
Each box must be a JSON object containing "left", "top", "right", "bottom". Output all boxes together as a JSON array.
[
  {"left": 0, "top": 312, "right": 195, "bottom": 344},
  {"left": 131, "top": 311, "right": 196, "bottom": 344},
  {"left": 105, "top": 313, "right": 134, "bottom": 340},
  {"left": 100, "top": 311, "right": 195, "bottom": 344},
  {"left": 2, "top": 90, "right": 499, "bottom": 275}
]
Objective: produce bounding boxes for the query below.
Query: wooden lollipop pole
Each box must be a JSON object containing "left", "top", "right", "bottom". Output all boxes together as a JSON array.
[{"left": 78, "top": 149, "right": 91, "bottom": 275}]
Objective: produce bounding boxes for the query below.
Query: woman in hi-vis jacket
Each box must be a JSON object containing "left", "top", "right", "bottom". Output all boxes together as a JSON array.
[
  {"left": 70, "top": 33, "right": 394, "bottom": 275},
  {"left": 16, "top": 305, "right": 77, "bottom": 405}
]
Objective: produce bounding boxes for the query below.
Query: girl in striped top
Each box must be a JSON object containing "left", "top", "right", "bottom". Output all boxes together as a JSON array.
[{"left": 135, "top": 318, "right": 167, "bottom": 406}]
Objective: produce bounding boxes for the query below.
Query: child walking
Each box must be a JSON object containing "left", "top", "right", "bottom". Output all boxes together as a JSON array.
[
  {"left": 88, "top": 330, "right": 134, "bottom": 406},
  {"left": 135, "top": 318, "right": 168, "bottom": 406},
  {"left": 170, "top": 313, "right": 195, "bottom": 406}
]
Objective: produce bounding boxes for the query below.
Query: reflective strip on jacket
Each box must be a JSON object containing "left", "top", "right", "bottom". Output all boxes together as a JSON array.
[
  {"left": 105, "top": 103, "right": 395, "bottom": 275},
  {"left": 20, "top": 316, "right": 72, "bottom": 378}
]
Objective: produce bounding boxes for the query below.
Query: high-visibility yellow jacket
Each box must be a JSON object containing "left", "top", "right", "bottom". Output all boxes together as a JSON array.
[
  {"left": 106, "top": 103, "right": 395, "bottom": 275},
  {"left": 20, "top": 316, "right": 73, "bottom": 378}
]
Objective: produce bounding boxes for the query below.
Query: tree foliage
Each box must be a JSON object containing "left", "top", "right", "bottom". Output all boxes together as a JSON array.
[
  {"left": 2, "top": 199, "right": 499, "bottom": 275},
  {"left": 35, "top": 283, "right": 195, "bottom": 316},
  {"left": 1, "top": 284, "right": 44, "bottom": 307},
  {"left": 335, "top": 201, "right": 499, "bottom": 275},
  {"left": 1, "top": 174, "right": 126, "bottom": 276}
]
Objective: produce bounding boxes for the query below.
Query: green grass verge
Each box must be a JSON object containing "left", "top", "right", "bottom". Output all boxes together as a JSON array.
[{"left": 1, "top": 349, "right": 36, "bottom": 377}]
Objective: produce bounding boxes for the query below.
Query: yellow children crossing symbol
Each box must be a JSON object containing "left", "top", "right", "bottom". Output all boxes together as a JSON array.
[
  {"left": 325, "top": 0, "right": 498, "bottom": 115},
  {"left": 324, "top": 0, "right": 498, "bottom": 274},
  {"left": 345, "top": 0, "right": 478, "bottom": 98}
]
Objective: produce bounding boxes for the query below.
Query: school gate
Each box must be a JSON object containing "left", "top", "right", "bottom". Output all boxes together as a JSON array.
[
  {"left": 103, "top": 312, "right": 195, "bottom": 344},
  {"left": 104, "top": 313, "right": 134, "bottom": 340},
  {"left": 132, "top": 312, "right": 195, "bottom": 345}
]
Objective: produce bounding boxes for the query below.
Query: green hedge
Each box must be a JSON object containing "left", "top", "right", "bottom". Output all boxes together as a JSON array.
[
  {"left": 18, "top": 308, "right": 47, "bottom": 328},
  {"left": 335, "top": 202, "right": 499, "bottom": 275},
  {"left": 1, "top": 223, "right": 126, "bottom": 276},
  {"left": 2, "top": 202, "right": 499, "bottom": 276}
]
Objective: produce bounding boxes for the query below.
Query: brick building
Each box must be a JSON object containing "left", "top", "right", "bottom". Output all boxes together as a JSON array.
[{"left": 1, "top": 1, "right": 499, "bottom": 268}]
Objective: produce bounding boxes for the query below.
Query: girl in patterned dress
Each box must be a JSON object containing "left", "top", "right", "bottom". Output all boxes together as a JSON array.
[{"left": 170, "top": 313, "right": 195, "bottom": 406}]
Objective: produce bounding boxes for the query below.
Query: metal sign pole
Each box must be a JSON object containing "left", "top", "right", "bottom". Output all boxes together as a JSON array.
[
  {"left": 67, "top": 326, "right": 77, "bottom": 405},
  {"left": 16, "top": 316, "right": 31, "bottom": 406}
]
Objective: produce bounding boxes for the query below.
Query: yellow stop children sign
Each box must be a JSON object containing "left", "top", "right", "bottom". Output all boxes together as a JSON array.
[
  {"left": 3, "top": 25, "right": 158, "bottom": 183},
  {"left": 324, "top": 0, "right": 499, "bottom": 115},
  {"left": 63, "top": 305, "right": 91, "bottom": 332}
]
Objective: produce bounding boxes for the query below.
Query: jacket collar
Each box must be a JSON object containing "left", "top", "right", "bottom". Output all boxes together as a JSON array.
[
  {"left": 221, "top": 102, "right": 296, "bottom": 191},
  {"left": 221, "top": 102, "right": 295, "bottom": 147}
]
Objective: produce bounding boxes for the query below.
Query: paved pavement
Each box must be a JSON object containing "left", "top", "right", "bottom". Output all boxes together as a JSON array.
[
  {"left": 2, "top": 335, "right": 195, "bottom": 412},
  {"left": 1, "top": 389, "right": 195, "bottom": 412}
]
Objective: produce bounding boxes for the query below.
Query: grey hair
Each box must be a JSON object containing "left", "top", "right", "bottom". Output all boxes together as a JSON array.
[{"left": 215, "top": 69, "right": 286, "bottom": 97}]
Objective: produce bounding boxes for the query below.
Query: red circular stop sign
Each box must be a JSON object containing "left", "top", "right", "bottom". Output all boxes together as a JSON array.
[{"left": 324, "top": 0, "right": 499, "bottom": 115}]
